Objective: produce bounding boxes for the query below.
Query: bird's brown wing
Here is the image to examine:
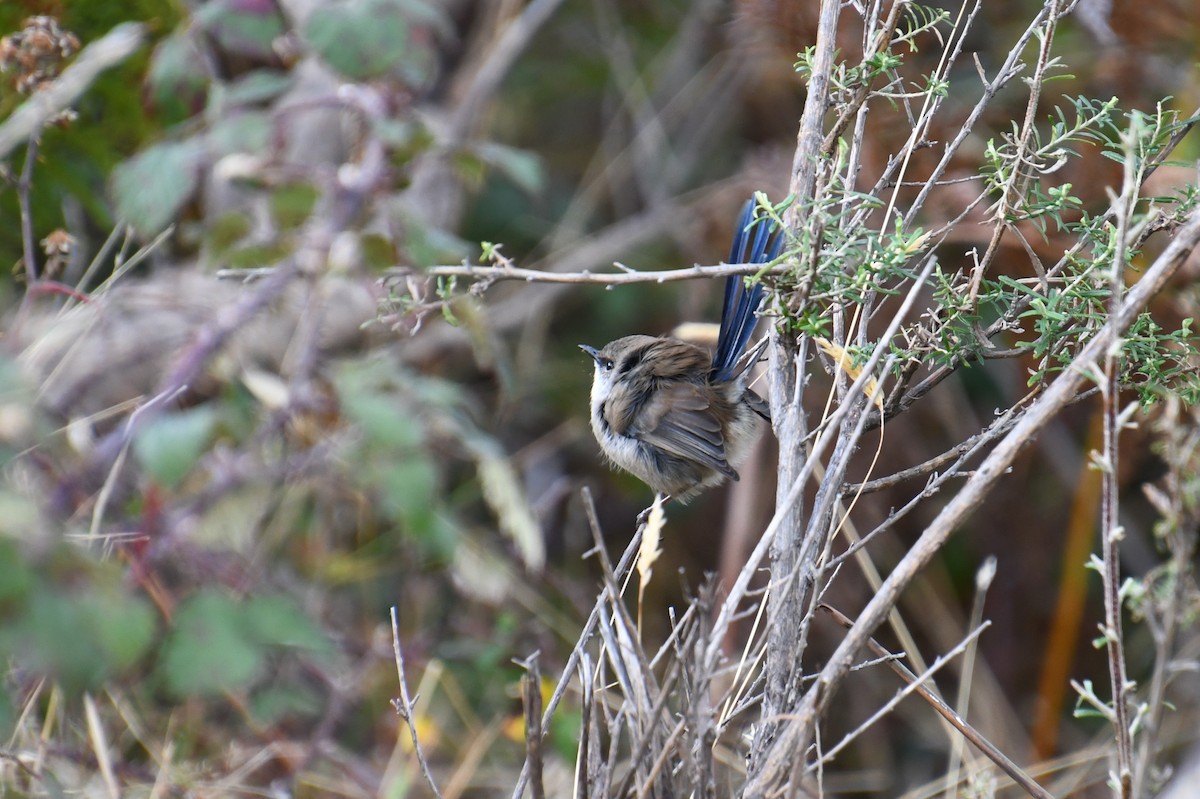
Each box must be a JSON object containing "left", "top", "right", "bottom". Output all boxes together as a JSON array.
[{"left": 628, "top": 382, "right": 736, "bottom": 479}]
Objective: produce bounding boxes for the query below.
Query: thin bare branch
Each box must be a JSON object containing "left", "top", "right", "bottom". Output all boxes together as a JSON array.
[
  {"left": 389, "top": 607, "right": 444, "bottom": 799},
  {"left": 519, "top": 654, "right": 545, "bottom": 799},
  {"left": 17, "top": 136, "right": 40, "bottom": 285},
  {"left": 1097, "top": 117, "right": 1142, "bottom": 799},
  {"left": 387, "top": 259, "right": 782, "bottom": 286},
  {"left": 821, "top": 604, "right": 1058, "bottom": 798},
  {"left": 509, "top": 488, "right": 644, "bottom": 799}
]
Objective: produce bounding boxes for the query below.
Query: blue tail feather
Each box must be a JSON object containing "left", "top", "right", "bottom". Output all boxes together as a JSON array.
[{"left": 712, "top": 199, "right": 781, "bottom": 382}]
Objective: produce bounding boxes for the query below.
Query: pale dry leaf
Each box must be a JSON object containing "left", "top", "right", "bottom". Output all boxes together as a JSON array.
[
  {"left": 670, "top": 321, "right": 720, "bottom": 346},
  {"left": 84, "top": 693, "right": 119, "bottom": 799},
  {"left": 450, "top": 537, "right": 513, "bottom": 604},
  {"left": 814, "top": 336, "right": 884, "bottom": 410},
  {"left": 637, "top": 494, "right": 665, "bottom": 595},
  {"left": 477, "top": 452, "right": 545, "bottom": 571},
  {"left": 240, "top": 367, "right": 289, "bottom": 411}
]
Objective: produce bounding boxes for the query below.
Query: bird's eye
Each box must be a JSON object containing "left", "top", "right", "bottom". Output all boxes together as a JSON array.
[{"left": 602, "top": 359, "right": 614, "bottom": 371}]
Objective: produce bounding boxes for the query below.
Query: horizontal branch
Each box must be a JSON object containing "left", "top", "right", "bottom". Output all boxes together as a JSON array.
[{"left": 382, "top": 261, "right": 783, "bottom": 286}]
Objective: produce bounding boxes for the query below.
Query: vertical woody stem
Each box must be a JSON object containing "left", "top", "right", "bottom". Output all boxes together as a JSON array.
[{"left": 752, "top": 0, "right": 841, "bottom": 780}]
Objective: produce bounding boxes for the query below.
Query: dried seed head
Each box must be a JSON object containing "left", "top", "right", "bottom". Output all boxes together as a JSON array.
[{"left": 0, "top": 16, "right": 80, "bottom": 95}]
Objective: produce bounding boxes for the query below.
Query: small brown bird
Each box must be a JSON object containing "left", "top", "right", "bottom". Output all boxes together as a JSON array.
[{"left": 580, "top": 200, "right": 780, "bottom": 500}]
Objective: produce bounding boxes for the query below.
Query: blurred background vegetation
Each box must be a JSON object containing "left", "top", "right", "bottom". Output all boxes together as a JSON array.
[{"left": 0, "top": 0, "right": 1198, "bottom": 796}]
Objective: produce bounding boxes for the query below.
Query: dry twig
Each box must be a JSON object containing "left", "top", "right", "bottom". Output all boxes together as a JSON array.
[{"left": 389, "top": 606, "right": 443, "bottom": 799}]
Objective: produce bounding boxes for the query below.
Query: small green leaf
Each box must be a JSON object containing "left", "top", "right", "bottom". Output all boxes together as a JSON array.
[
  {"left": 207, "top": 211, "right": 254, "bottom": 256},
  {"left": 0, "top": 538, "right": 34, "bottom": 606},
  {"left": 375, "top": 117, "right": 432, "bottom": 157},
  {"left": 304, "top": 0, "right": 411, "bottom": 80},
  {"left": 146, "top": 31, "right": 208, "bottom": 121},
  {"left": 160, "top": 591, "right": 330, "bottom": 699},
  {"left": 242, "top": 594, "right": 331, "bottom": 656},
  {"left": 160, "top": 590, "right": 264, "bottom": 697},
  {"left": 221, "top": 69, "right": 293, "bottom": 108},
  {"left": 343, "top": 393, "right": 424, "bottom": 450},
  {"left": 11, "top": 590, "right": 107, "bottom": 693},
  {"left": 196, "top": 0, "right": 287, "bottom": 60},
  {"left": 111, "top": 140, "right": 202, "bottom": 237},
  {"left": 360, "top": 233, "right": 398, "bottom": 272},
  {"left": 85, "top": 589, "right": 156, "bottom": 672},
  {"left": 0, "top": 691, "right": 13, "bottom": 742},
  {"left": 411, "top": 513, "right": 460, "bottom": 560},
  {"left": 133, "top": 407, "right": 218, "bottom": 489},
  {"left": 399, "top": 213, "right": 471, "bottom": 268},
  {"left": 251, "top": 682, "right": 322, "bottom": 725},
  {"left": 207, "top": 111, "right": 272, "bottom": 157},
  {"left": 474, "top": 143, "right": 544, "bottom": 195},
  {"left": 378, "top": 458, "right": 437, "bottom": 526},
  {"left": 225, "top": 240, "right": 294, "bottom": 269},
  {"left": 270, "top": 183, "right": 319, "bottom": 230}
]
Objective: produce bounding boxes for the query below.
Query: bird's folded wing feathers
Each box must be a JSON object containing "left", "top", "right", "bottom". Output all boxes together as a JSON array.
[{"left": 631, "top": 384, "right": 735, "bottom": 478}]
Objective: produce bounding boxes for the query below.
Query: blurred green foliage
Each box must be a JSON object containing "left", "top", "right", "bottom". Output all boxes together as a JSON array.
[
  {"left": 304, "top": 0, "right": 440, "bottom": 83},
  {"left": 133, "top": 406, "right": 220, "bottom": 488},
  {"left": 160, "top": 589, "right": 332, "bottom": 698},
  {"left": 0, "top": 538, "right": 155, "bottom": 701}
]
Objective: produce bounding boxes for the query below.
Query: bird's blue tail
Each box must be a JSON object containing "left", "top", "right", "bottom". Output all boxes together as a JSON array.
[{"left": 711, "top": 200, "right": 781, "bottom": 382}]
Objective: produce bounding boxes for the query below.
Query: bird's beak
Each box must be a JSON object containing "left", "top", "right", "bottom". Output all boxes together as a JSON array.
[{"left": 579, "top": 344, "right": 601, "bottom": 362}]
